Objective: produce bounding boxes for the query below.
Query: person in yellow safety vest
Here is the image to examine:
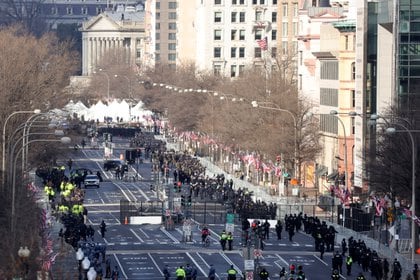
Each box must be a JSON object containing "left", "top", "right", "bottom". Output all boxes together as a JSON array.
[
  {"left": 72, "top": 204, "right": 80, "bottom": 215},
  {"left": 175, "top": 265, "right": 186, "bottom": 280},
  {"left": 220, "top": 230, "right": 228, "bottom": 251},
  {"left": 65, "top": 182, "right": 74, "bottom": 192},
  {"left": 227, "top": 232, "right": 233, "bottom": 251},
  {"left": 78, "top": 204, "right": 84, "bottom": 215},
  {"left": 227, "top": 265, "right": 237, "bottom": 280},
  {"left": 346, "top": 255, "right": 353, "bottom": 276}
]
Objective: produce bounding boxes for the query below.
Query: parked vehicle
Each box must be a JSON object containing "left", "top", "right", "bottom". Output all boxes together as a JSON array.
[{"left": 103, "top": 159, "right": 128, "bottom": 171}]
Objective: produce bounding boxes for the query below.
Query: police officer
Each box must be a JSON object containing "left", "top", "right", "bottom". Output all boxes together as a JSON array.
[
  {"left": 100, "top": 220, "right": 107, "bottom": 238},
  {"left": 357, "top": 272, "right": 367, "bottom": 280},
  {"left": 227, "top": 232, "right": 233, "bottom": 251},
  {"left": 392, "top": 258, "right": 402, "bottom": 280},
  {"left": 207, "top": 264, "right": 216, "bottom": 280},
  {"left": 331, "top": 269, "right": 340, "bottom": 280},
  {"left": 227, "top": 265, "right": 237, "bottom": 280},
  {"left": 345, "top": 255, "right": 353, "bottom": 276},
  {"left": 162, "top": 265, "right": 170, "bottom": 280},
  {"left": 220, "top": 230, "right": 228, "bottom": 251},
  {"left": 259, "top": 267, "right": 269, "bottom": 280},
  {"left": 275, "top": 220, "right": 283, "bottom": 240},
  {"left": 319, "top": 240, "right": 325, "bottom": 260},
  {"left": 332, "top": 251, "right": 343, "bottom": 274},
  {"left": 175, "top": 266, "right": 186, "bottom": 280}
]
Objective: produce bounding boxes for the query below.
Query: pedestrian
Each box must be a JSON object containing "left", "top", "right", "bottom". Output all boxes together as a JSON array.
[
  {"left": 111, "top": 266, "right": 119, "bottom": 280},
  {"left": 220, "top": 230, "right": 227, "bottom": 251},
  {"left": 259, "top": 267, "right": 269, "bottom": 280},
  {"left": 175, "top": 265, "right": 186, "bottom": 280},
  {"left": 105, "top": 258, "right": 111, "bottom": 278},
  {"left": 227, "top": 265, "right": 237, "bottom": 280},
  {"left": 208, "top": 264, "right": 216, "bottom": 280},
  {"left": 263, "top": 219, "right": 270, "bottom": 239},
  {"left": 414, "top": 264, "right": 419, "bottom": 280},
  {"left": 100, "top": 220, "right": 107, "bottom": 238},
  {"left": 275, "top": 220, "right": 283, "bottom": 240},
  {"left": 279, "top": 267, "right": 287, "bottom": 279},
  {"left": 346, "top": 255, "right": 353, "bottom": 276},
  {"left": 288, "top": 223, "right": 295, "bottom": 242},
  {"left": 191, "top": 266, "right": 197, "bottom": 280},
  {"left": 383, "top": 258, "right": 390, "bottom": 279},
  {"left": 163, "top": 264, "right": 170, "bottom": 280},
  {"left": 392, "top": 258, "right": 402, "bottom": 280},
  {"left": 185, "top": 263, "right": 192, "bottom": 280},
  {"left": 341, "top": 238, "right": 347, "bottom": 256},
  {"left": 319, "top": 240, "right": 325, "bottom": 260},
  {"left": 332, "top": 251, "right": 343, "bottom": 274},
  {"left": 227, "top": 232, "right": 233, "bottom": 251}
]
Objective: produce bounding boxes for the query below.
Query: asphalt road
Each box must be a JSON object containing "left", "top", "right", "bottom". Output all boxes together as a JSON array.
[{"left": 68, "top": 137, "right": 369, "bottom": 280}]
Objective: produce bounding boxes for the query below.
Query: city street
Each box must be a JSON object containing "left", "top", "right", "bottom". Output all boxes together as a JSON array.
[{"left": 66, "top": 136, "right": 368, "bottom": 279}]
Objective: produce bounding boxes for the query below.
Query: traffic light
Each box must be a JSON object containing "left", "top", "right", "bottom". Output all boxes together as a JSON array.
[
  {"left": 181, "top": 195, "right": 185, "bottom": 207},
  {"left": 187, "top": 195, "right": 192, "bottom": 207},
  {"left": 177, "top": 181, "right": 182, "bottom": 193},
  {"left": 173, "top": 183, "right": 177, "bottom": 192}
]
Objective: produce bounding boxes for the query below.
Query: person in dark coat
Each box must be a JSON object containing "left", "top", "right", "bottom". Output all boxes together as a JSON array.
[{"left": 275, "top": 220, "right": 283, "bottom": 240}]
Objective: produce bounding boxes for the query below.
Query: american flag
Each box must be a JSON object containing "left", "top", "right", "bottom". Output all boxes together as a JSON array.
[{"left": 257, "top": 37, "right": 268, "bottom": 51}]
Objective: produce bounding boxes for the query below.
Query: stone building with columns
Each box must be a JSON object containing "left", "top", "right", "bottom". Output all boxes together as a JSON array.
[{"left": 81, "top": 9, "right": 153, "bottom": 76}]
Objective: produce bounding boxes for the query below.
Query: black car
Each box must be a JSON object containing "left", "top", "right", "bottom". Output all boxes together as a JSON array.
[{"left": 103, "top": 160, "right": 128, "bottom": 171}]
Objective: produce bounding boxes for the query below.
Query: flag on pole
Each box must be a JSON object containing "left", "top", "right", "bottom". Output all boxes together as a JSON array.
[{"left": 257, "top": 37, "right": 268, "bottom": 51}]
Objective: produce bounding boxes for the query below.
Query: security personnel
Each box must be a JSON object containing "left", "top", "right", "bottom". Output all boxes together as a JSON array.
[
  {"left": 227, "top": 265, "right": 237, "bottom": 280},
  {"left": 227, "top": 232, "right": 233, "bottom": 251},
  {"left": 259, "top": 267, "right": 269, "bottom": 280},
  {"left": 331, "top": 269, "right": 340, "bottom": 280},
  {"left": 346, "top": 255, "right": 353, "bottom": 276},
  {"left": 175, "top": 265, "right": 186, "bottom": 280},
  {"left": 356, "top": 272, "right": 366, "bottom": 280},
  {"left": 220, "top": 230, "right": 228, "bottom": 251}
]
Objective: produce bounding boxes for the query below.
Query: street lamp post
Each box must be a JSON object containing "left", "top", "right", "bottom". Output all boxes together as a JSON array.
[
  {"left": 251, "top": 101, "right": 298, "bottom": 178},
  {"left": 385, "top": 125, "right": 416, "bottom": 262},
  {"left": 330, "top": 110, "right": 349, "bottom": 227},
  {"left": 2, "top": 109, "right": 40, "bottom": 188},
  {"left": 10, "top": 137, "right": 71, "bottom": 233}
]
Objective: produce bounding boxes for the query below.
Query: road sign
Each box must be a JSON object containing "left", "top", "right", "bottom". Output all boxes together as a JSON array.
[
  {"left": 226, "top": 213, "right": 235, "bottom": 224},
  {"left": 226, "top": 223, "right": 234, "bottom": 233},
  {"left": 244, "top": 260, "right": 254, "bottom": 271}
]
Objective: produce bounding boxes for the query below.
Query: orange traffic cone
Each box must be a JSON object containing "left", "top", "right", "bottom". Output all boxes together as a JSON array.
[{"left": 124, "top": 216, "right": 129, "bottom": 225}]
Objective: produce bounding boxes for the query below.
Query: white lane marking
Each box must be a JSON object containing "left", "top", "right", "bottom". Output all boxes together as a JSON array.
[
  {"left": 132, "top": 184, "right": 150, "bottom": 201},
  {"left": 219, "top": 252, "right": 242, "bottom": 276},
  {"left": 113, "top": 183, "right": 131, "bottom": 201},
  {"left": 130, "top": 228, "right": 145, "bottom": 243},
  {"left": 186, "top": 252, "right": 208, "bottom": 277},
  {"left": 196, "top": 252, "right": 221, "bottom": 279},
  {"left": 313, "top": 254, "right": 328, "bottom": 266},
  {"left": 84, "top": 203, "right": 120, "bottom": 206},
  {"left": 276, "top": 253, "right": 289, "bottom": 267},
  {"left": 148, "top": 253, "right": 163, "bottom": 276},
  {"left": 100, "top": 198, "right": 105, "bottom": 204},
  {"left": 139, "top": 228, "right": 150, "bottom": 239},
  {"left": 113, "top": 253, "right": 128, "bottom": 279},
  {"left": 160, "top": 227, "right": 180, "bottom": 243}
]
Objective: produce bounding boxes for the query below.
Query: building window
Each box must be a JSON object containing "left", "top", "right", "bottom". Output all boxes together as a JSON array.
[
  {"left": 299, "top": 74, "right": 302, "bottom": 90},
  {"left": 272, "top": 0, "right": 277, "bottom": 4},
  {"left": 168, "top": 54, "right": 176, "bottom": 61},
  {"left": 214, "top": 65, "right": 222, "bottom": 75},
  {"left": 156, "top": 33, "right": 160, "bottom": 40},
  {"left": 345, "top": 35, "right": 349, "bottom": 50},
  {"left": 271, "top": 30, "right": 277, "bottom": 41},
  {"left": 168, "top": 33, "right": 176, "bottom": 40},
  {"left": 155, "top": 54, "right": 160, "bottom": 61},
  {"left": 232, "top": 0, "right": 237, "bottom": 4},
  {"left": 81, "top": 7, "right": 88, "bottom": 14},
  {"left": 231, "top": 47, "right": 236, "bottom": 58},
  {"left": 215, "top": 0, "right": 221, "bottom": 4},
  {"left": 282, "top": 41, "right": 288, "bottom": 55},
  {"left": 66, "top": 7, "right": 73, "bottom": 14},
  {"left": 51, "top": 7, "right": 57, "bottom": 14},
  {"left": 156, "top": 12, "right": 160, "bottom": 20},
  {"left": 156, "top": 2, "right": 160, "bottom": 9},
  {"left": 169, "top": 1, "right": 176, "bottom": 8},
  {"left": 252, "top": 0, "right": 257, "bottom": 4},
  {"left": 136, "top": 50, "right": 141, "bottom": 58},
  {"left": 255, "top": 11, "right": 262, "bottom": 21},
  {"left": 320, "top": 88, "right": 338, "bottom": 106},
  {"left": 351, "top": 117, "right": 355, "bottom": 134},
  {"left": 320, "top": 114, "right": 338, "bottom": 134},
  {"left": 96, "top": 7, "right": 102, "bottom": 14},
  {"left": 320, "top": 60, "right": 339, "bottom": 80},
  {"left": 255, "top": 47, "right": 262, "bottom": 58},
  {"left": 169, "top": 23, "right": 176, "bottom": 30},
  {"left": 282, "top": 22, "right": 288, "bottom": 36},
  {"left": 239, "top": 65, "right": 245, "bottom": 75},
  {"left": 293, "top": 3, "right": 298, "bottom": 17},
  {"left": 238, "top": 47, "right": 245, "bottom": 58},
  {"left": 214, "top": 12, "right": 222, "bottom": 23},
  {"left": 231, "top": 65, "right": 236, "bottom": 77},
  {"left": 293, "top": 22, "right": 298, "bottom": 35},
  {"left": 214, "top": 47, "right": 222, "bottom": 58},
  {"left": 239, "top": 12, "right": 245, "bottom": 22},
  {"left": 271, "top": 47, "right": 277, "bottom": 58},
  {"left": 231, "top": 30, "right": 237, "bottom": 40},
  {"left": 255, "top": 30, "right": 263, "bottom": 40},
  {"left": 351, "top": 90, "right": 356, "bottom": 107},
  {"left": 168, "top": 43, "right": 176, "bottom": 50},
  {"left": 272, "top": 12, "right": 277, "bottom": 23},
  {"left": 351, "top": 62, "right": 356, "bottom": 80},
  {"left": 214, "top": 30, "right": 222, "bottom": 40},
  {"left": 282, "top": 3, "right": 288, "bottom": 17},
  {"left": 169, "top": 12, "right": 176, "bottom": 19},
  {"left": 156, "top": 23, "right": 161, "bottom": 30},
  {"left": 240, "top": 0, "right": 244, "bottom": 3},
  {"left": 231, "top": 12, "right": 237, "bottom": 22},
  {"left": 260, "top": 0, "right": 265, "bottom": 4},
  {"left": 239, "top": 30, "right": 245, "bottom": 40}
]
